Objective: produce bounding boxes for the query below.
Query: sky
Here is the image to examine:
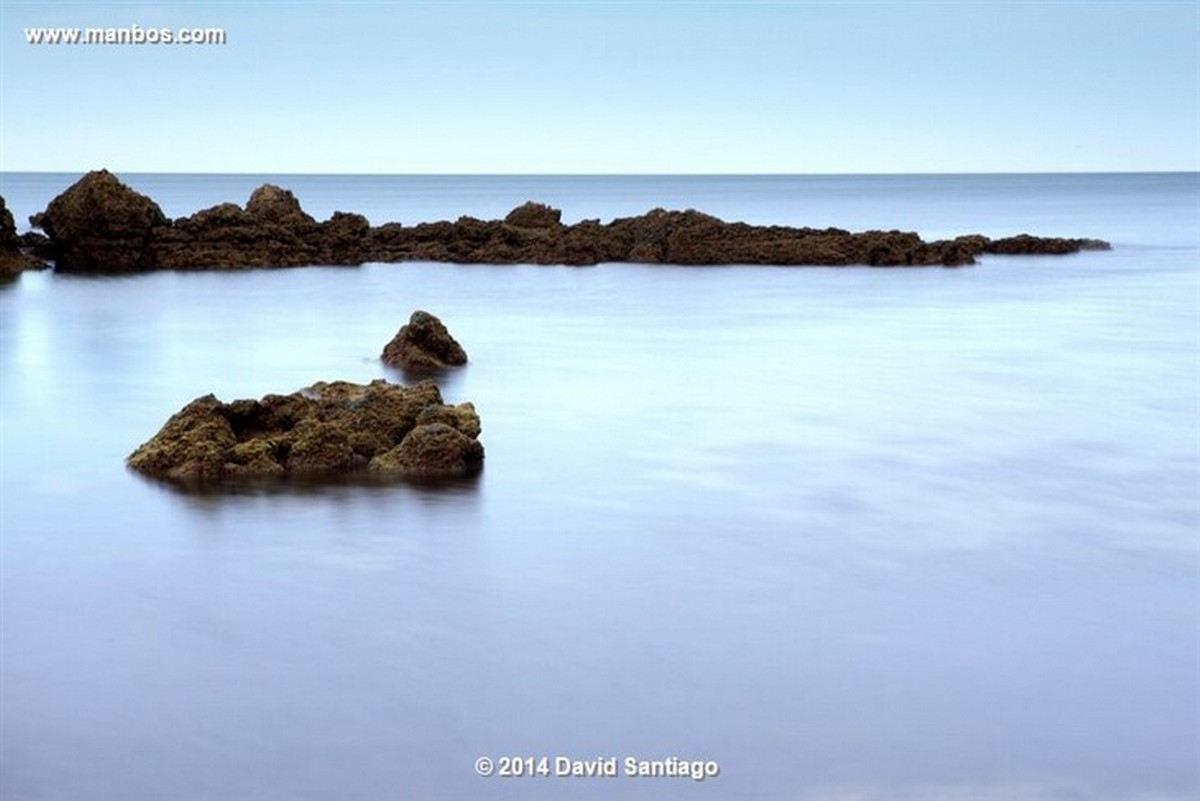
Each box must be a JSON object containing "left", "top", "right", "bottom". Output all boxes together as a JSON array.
[{"left": 0, "top": 0, "right": 1197, "bottom": 174}]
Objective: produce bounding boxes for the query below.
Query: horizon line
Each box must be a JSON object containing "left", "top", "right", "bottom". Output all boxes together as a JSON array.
[{"left": 2, "top": 169, "right": 1197, "bottom": 178}]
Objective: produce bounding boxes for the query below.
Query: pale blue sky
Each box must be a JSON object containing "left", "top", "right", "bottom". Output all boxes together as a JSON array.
[{"left": 1, "top": 0, "right": 1197, "bottom": 173}]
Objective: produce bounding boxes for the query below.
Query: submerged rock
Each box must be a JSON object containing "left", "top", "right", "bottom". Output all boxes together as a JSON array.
[
  {"left": 127, "top": 379, "right": 483, "bottom": 484},
  {"left": 32, "top": 170, "right": 1112, "bottom": 271},
  {"left": 381, "top": 310, "right": 469, "bottom": 371}
]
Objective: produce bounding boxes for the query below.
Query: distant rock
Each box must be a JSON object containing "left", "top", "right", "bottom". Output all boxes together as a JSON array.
[
  {"left": 504, "top": 201, "right": 562, "bottom": 229},
  {"left": 154, "top": 197, "right": 320, "bottom": 269},
  {"left": 31, "top": 170, "right": 1112, "bottom": 271},
  {"left": 382, "top": 311, "right": 469, "bottom": 371},
  {"left": 983, "top": 234, "right": 1113, "bottom": 255},
  {"left": 245, "top": 184, "right": 318, "bottom": 231},
  {"left": 127, "top": 379, "right": 483, "bottom": 484}
]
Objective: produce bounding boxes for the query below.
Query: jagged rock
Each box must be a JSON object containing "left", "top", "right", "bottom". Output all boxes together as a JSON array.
[
  {"left": 1, "top": 196, "right": 23, "bottom": 280},
  {"left": 153, "top": 198, "right": 319, "bottom": 269},
  {"left": 32, "top": 170, "right": 1112, "bottom": 271},
  {"left": 984, "top": 234, "right": 1112, "bottom": 255},
  {"left": 0, "top": 196, "right": 49, "bottom": 279},
  {"left": 382, "top": 311, "right": 469, "bottom": 371},
  {"left": 1, "top": 197, "right": 18, "bottom": 250},
  {"left": 319, "top": 212, "right": 371, "bottom": 263},
  {"left": 17, "top": 231, "right": 53, "bottom": 261},
  {"left": 368, "top": 423, "right": 484, "bottom": 478},
  {"left": 246, "top": 184, "right": 317, "bottom": 231},
  {"left": 416, "top": 402, "right": 482, "bottom": 438},
  {"left": 33, "top": 170, "right": 169, "bottom": 271},
  {"left": 504, "top": 201, "right": 562, "bottom": 229},
  {"left": 127, "top": 379, "right": 484, "bottom": 484}
]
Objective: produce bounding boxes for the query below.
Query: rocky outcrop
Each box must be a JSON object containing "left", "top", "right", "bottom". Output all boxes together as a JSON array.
[
  {"left": 127, "top": 379, "right": 484, "bottom": 484},
  {"left": 983, "top": 234, "right": 1112, "bottom": 255},
  {"left": 31, "top": 170, "right": 169, "bottom": 271},
  {"left": 366, "top": 423, "right": 482, "bottom": 479},
  {"left": 31, "top": 170, "right": 1111, "bottom": 271},
  {"left": 0, "top": 196, "right": 48, "bottom": 280},
  {"left": 504, "top": 201, "right": 562, "bottom": 229},
  {"left": 152, "top": 185, "right": 369, "bottom": 269},
  {"left": 0, "top": 196, "right": 24, "bottom": 280},
  {"left": 381, "top": 311, "right": 469, "bottom": 371}
]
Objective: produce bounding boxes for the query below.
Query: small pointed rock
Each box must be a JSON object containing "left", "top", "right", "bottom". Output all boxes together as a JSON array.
[{"left": 381, "top": 310, "right": 468, "bottom": 371}]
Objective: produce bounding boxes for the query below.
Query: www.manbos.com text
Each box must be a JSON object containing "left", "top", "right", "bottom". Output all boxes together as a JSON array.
[{"left": 25, "top": 25, "right": 227, "bottom": 46}]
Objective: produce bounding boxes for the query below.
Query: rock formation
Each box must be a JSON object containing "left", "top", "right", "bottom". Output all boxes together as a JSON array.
[
  {"left": 381, "top": 311, "right": 469, "bottom": 371},
  {"left": 31, "top": 170, "right": 169, "bottom": 271},
  {"left": 29, "top": 170, "right": 1112, "bottom": 272},
  {"left": 981, "top": 233, "right": 1111, "bottom": 255},
  {"left": 127, "top": 379, "right": 483, "bottom": 484},
  {"left": 504, "top": 201, "right": 562, "bottom": 229},
  {"left": 0, "top": 196, "right": 50, "bottom": 280}
]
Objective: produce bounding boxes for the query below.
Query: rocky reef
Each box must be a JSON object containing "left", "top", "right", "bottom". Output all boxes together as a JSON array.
[
  {"left": 127, "top": 379, "right": 484, "bottom": 485},
  {"left": 382, "top": 310, "right": 469, "bottom": 371},
  {"left": 23, "top": 170, "right": 1110, "bottom": 272}
]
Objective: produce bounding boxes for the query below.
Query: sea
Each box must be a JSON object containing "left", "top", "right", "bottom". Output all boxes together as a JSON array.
[{"left": 1, "top": 173, "right": 1197, "bottom": 801}]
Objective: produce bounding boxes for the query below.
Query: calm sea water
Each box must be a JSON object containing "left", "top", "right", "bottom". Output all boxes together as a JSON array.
[{"left": 1, "top": 173, "right": 1197, "bottom": 801}]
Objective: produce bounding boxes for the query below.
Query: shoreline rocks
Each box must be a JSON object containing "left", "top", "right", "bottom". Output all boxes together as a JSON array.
[
  {"left": 0, "top": 196, "right": 50, "bottom": 280},
  {"left": 127, "top": 379, "right": 484, "bottom": 485},
  {"left": 23, "top": 170, "right": 1111, "bottom": 272},
  {"left": 31, "top": 170, "right": 169, "bottom": 271},
  {"left": 382, "top": 311, "right": 469, "bottom": 371}
]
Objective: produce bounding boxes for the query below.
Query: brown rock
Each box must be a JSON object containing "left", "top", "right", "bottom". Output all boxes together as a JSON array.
[
  {"left": 984, "top": 234, "right": 1113, "bottom": 255},
  {"left": 318, "top": 212, "right": 370, "bottom": 263},
  {"left": 34, "top": 170, "right": 168, "bottom": 271},
  {"left": 382, "top": 311, "right": 468, "bottom": 371},
  {"left": 245, "top": 184, "right": 317, "bottom": 231},
  {"left": 153, "top": 198, "right": 319, "bottom": 269},
  {"left": 0, "top": 196, "right": 18, "bottom": 250},
  {"left": 31, "top": 169, "right": 1111, "bottom": 271},
  {"left": 1, "top": 196, "right": 24, "bottom": 280},
  {"left": 368, "top": 423, "right": 485, "bottom": 479},
  {"left": 504, "top": 201, "right": 562, "bottom": 229},
  {"left": 416, "top": 402, "right": 482, "bottom": 438},
  {"left": 128, "top": 379, "right": 483, "bottom": 485},
  {"left": 0, "top": 196, "right": 51, "bottom": 279}
]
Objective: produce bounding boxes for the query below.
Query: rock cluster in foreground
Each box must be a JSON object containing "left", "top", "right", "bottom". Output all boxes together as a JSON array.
[
  {"left": 382, "top": 310, "right": 469, "bottom": 371},
  {"left": 128, "top": 379, "right": 483, "bottom": 484},
  {"left": 13, "top": 170, "right": 1110, "bottom": 273}
]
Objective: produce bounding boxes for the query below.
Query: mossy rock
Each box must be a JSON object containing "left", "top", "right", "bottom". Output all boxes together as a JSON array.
[
  {"left": 128, "top": 380, "right": 483, "bottom": 486},
  {"left": 368, "top": 423, "right": 485, "bottom": 479},
  {"left": 381, "top": 311, "right": 468, "bottom": 371}
]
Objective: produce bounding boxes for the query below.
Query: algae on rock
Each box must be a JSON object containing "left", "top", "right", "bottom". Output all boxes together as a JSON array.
[{"left": 128, "top": 379, "right": 483, "bottom": 485}]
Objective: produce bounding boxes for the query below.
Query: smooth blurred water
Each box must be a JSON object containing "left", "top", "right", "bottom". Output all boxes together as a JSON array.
[{"left": 1, "top": 173, "right": 1198, "bottom": 801}]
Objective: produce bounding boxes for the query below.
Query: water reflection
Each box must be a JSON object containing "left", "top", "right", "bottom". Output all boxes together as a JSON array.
[
  {"left": 380, "top": 361, "right": 471, "bottom": 396},
  {"left": 129, "top": 465, "right": 483, "bottom": 503}
]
